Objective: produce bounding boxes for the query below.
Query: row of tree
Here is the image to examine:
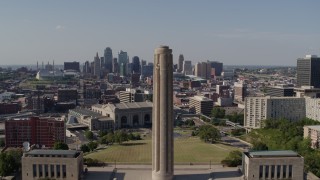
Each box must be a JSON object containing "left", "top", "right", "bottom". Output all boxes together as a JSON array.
[
  {"left": 247, "top": 118, "right": 320, "bottom": 177},
  {"left": 193, "top": 125, "right": 221, "bottom": 143}
]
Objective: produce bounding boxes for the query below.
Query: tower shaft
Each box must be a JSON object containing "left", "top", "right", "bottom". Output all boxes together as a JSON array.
[{"left": 152, "top": 46, "right": 174, "bottom": 180}]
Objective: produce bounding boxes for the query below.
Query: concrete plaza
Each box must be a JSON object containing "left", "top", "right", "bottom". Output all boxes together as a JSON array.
[{"left": 85, "top": 165, "right": 243, "bottom": 180}]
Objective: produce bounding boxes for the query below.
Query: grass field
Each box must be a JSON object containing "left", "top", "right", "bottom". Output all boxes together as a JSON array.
[{"left": 85, "top": 137, "right": 239, "bottom": 164}]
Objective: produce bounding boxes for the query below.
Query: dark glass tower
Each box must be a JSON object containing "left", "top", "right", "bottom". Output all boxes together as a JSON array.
[
  {"left": 104, "top": 47, "right": 113, "bottom": 73},
  {"left": 132, "top": 56, "right": 140, "bottom": 74},
  {"left": 297, "top": 55, "right": 320, "bottom": 88}
]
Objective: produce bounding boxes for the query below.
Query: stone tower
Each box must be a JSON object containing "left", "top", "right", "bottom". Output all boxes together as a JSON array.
[{"left": 152, "top": 46, "right": 174, "bottom": 180}]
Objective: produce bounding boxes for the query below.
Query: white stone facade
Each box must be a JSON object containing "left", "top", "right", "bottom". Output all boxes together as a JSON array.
[
  {"left": 21, "top": 150, "right": 83, "bottom": 180},
  {"left": 306, "top": 98, "right": 320, "bottom": 121},
  {"left": 243, "top": 151, "right": 304, "bottom": 180},
  {"left": 244, "top": 97, "right": 305, "bottom": 130},
  {"left": 92, "top": 102, "right": 152, "bottom": 128}
]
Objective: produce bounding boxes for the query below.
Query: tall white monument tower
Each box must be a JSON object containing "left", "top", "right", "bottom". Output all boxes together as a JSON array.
[{"left": 152, "top": 46, "right": 174, "bottom": 180}]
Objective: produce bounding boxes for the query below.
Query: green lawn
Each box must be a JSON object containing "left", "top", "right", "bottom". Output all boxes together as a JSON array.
[{"left": 85, "top": 137, "right": 239, "bottom": 164}]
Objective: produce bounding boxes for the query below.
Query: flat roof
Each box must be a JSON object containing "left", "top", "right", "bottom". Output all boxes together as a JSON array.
[
  {"left": 305, "top": 125, "right": 320, "bottom": 131},
  {"left": 26, "top": 150, "right": 79, "bottom": 156},
  {"left": 190, "top": 96, "right": 213, "bottom": 102},
  {"left": 246, "top": 150, "right": 300, "bottom": 158},
  {"left": 70, "top": 107, "right": 101, "bottom": 117}
]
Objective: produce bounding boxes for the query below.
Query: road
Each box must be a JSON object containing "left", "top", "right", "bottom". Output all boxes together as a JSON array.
[{"left": 220, "top": 135, "right": 251, "bottom": 150}]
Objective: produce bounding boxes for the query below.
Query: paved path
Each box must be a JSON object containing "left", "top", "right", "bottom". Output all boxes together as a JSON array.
[{"left": 86, "top": 165, "right": 243, "bottom": 180}]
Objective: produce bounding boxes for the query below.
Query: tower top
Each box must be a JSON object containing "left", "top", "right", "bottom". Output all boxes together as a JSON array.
[{"left": 155, "top": 45, "right": 172, "bottom": 54}]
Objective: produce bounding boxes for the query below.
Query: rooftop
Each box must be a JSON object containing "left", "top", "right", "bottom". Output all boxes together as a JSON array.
[
  {"left": 25, "top": 150, "right": 79, "bottom": 156},
  {"left": 70, "top": 107, "right": 101, "bottom": 117},
  {"left": 246, "top": 150, "right": 300, "bottom": 158},
  {"left": 190, "top": 96, "right": 213, "bottom": 102},
  {"left": 305, "top": 125, "right": 320, "bottom": 131}
]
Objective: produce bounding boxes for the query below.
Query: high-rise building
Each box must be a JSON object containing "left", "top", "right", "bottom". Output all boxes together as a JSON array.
[
  {"left": 5, "top": 117, "right": 65, "bottom": 148},
  {"left": 112, "top": 58, "right": 118, "bottom": 74},
  {"left": 104, "top": 47, "right": 113, "bottom": 73},
  {"left": 297, "top": 55, "right": 320, "bottom": 88},
  {"left": 244, "top": 97, "right": 306, "bottom": 130},
  {"left": 94, "top": 52, "right": 101, "bottom": 78},
  {"left": 189, "top": 96, "right": 213, "bottom": 116},
  {"left": 234, "top": 82, "right": 247, "bottom": 102},
  {"left": 132, "top": 56, "right": 141, "bottom": 74},
  {"left": 118, "top": 51, "right": 128, "bottom": 76},
  {"left": 194, "top": 62, "right": 202, "bottom": 77},
  {"left": 64, "top": 61, "right": 80, "bottom": 72},
  {"left": 152, "top": 46, "right": 174, "bottom": 180},
  {"left": 178, "top": 54, "right": 184, "bottom": 73},
  {"left": 183, "top": 60, "right": 192, "bottom": 75},
  {"left": 209, "top": 61, "right": 223, "bottom": 76}
]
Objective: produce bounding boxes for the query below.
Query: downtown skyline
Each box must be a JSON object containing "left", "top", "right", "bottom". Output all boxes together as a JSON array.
[{"left": 1, "top": 0, "right": 320, "bottom": 66}]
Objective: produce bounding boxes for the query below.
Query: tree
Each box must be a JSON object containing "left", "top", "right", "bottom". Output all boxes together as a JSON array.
[
  {"left": 251, "top": 141, "right": 268, "bottom": 151},
  {"left": 53, "top": 142, "right": 69, "bottom": 150},
  {"left": 80, "top": 144, "right": 90, "bottom": 153},
  {"left": 98, "top": 130, "right": 108, "bottom": 137},
  {"left": 106, "top": 132, "right": 114, "bottom": 144},
  {"left": 185, "top": 119, "right": 195, "bottom": 127},
  {"left": 0, "top": 152, "right": 16, "bottom": 176},
  {"left": 198, "top": 125, "right": 221, "bottom": 143},
  {"left": 114, "top": 131, "right": 128, "bottom": 144},
  {"left": 231, "top": 128, "right": 246, "bottom": 136},
  {"left": 85, "top": 131, "right": 94, "bottom": 141},
  {"left": 0, "top": 139, "right": 5, "bottom": 147},
  {"left": 211, "top": 107, "right": 225, "bottom": 118},
  {"left": 221, "top": 150, "right": 242, "bottom": 167},
  {"left": 87, "top": 141, "right": 98, "bottom": 151}
]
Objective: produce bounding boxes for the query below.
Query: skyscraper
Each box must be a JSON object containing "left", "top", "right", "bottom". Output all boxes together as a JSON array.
[
  {"left": 104, "top": 47, "right": 113, "bottom": 73},
  {"left": 132, "top": 56, "right": 141, "bottom": 74},
  {"left": 94, "top": 52, "right": 101, "bottom": 78},
  {"left": 183, "top": 60, "right": 192, "bottom": 75},
  {"left": 194, "top": 62, "right": 202, "bottom": 77},
  {"left": 297, "top": 55, "right": 320, "bottom": 88},
  {"left": 178, "top": 54, "right": 184, "bottom": 72},
  {"left": 112, "top": 58, "right": 118, "bottom": 74},
  {"left": 118, "top": 50, "right": 128, "bottom": 76},
  {"left": 152, "top": 46, "right": 174, "bottom": 180},
  {"left": 209, "top": 61, "right": 223, "bottom": 76}
]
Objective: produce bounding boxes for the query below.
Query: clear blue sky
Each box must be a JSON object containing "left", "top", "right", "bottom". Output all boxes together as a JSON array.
[{"left": 0, "top": 0, "right": 319, "bottom": 66}]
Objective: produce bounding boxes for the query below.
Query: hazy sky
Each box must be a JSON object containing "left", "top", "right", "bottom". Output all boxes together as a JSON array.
[{"left": 0, "top": 1, "right": 319, "bottom": 66}]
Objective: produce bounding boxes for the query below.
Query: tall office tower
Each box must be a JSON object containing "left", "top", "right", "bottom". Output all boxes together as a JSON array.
[
  {"left": 178, "top": 54, "right": 184, "bottom": 72},
  {"left": 200, "top": 62, "right": 211, "bottom": 79},
  {"left": 120, "top": 63, "right": 126, "bottom": 77},
  {"left": 183, "top": 60, "right": 192, "bottom": 75},
  {"left": 297, "top": 55, "right": 320, "bottom": 88},
  {"left": 112, "top": 58, "right": 118, "bottom": 73},
  {"left": 118, "top": 50, "right": 128, "bottom": 76},
  {"left": 83, "top": 61, "right": 91, "bottom": 74},
  {"left": 194, "top": 62, "right": 202, "bottom": 77},
  {"left": 152, "top": 46, "right": 174, "bottom": 180},
  {"left": 210, "top": 61, "right": 223, "bottom": 76},
  {"left": 234, "top": 82, "right": 247, "bottom": 102},
  {"left": 100, "top": 57, "right": 105, "bottom": 69},
  {"left": 141, "top": 60, "right": 147, "bottom": 66},
  {"left": 64, "top": 61, "right": 80, "bottom": 72},
  {"left": 94, "top": 52, "right": 101, "bottom": 78},
  {"left": 104, "top": 47, "right": 113, "bottom": 73},
  {"left": 132, "top": 56, "right": 141, "bottom": 74}
]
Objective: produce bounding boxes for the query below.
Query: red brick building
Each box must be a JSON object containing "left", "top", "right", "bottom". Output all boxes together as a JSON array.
[
  {"left": 5, "top": 117, "right": 65, "bottom": 148},
  {"left": 0, "top": 102, "right": 21, "bottom": 115}
]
